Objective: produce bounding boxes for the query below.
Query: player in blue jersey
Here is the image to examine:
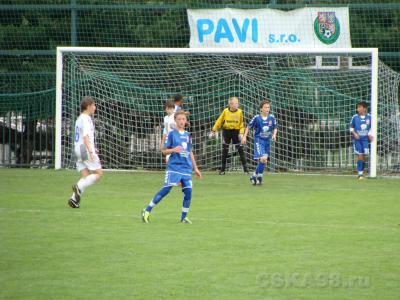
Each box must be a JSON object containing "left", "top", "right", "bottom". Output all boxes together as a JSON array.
[
  {"left": 242, "top": 100, "right": 277, "bottom": 185},
  {"left": 141, "top": 110, "right": 202, "bottom": 224},
  {"left": 350, "top": 101, "right": 373, "bottom": 180}
]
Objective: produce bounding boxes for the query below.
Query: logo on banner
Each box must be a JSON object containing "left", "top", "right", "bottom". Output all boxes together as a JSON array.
[{"left": 314, "top": 12, "right": 340, "bottom": 44}]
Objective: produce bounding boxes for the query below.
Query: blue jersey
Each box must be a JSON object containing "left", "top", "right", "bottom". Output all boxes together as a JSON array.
[
  {"left": 164, "top": 129, "right": 193, "bottom": 174},
  {"left": 350, "top": 114, "right": 371, "bottom": 141},
  {"left": 248, "top": 114, "right": 278, "bottom": 140}
]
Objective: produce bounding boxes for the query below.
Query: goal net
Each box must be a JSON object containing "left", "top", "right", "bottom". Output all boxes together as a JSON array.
[{"left": 56, "top": 48, "right": 400, "bottom": 176}]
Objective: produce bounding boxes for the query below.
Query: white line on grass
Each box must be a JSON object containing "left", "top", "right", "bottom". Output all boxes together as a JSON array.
[
  {"left": 0, "top": 207, "right": 398, "bottom": 232},
  {"left": 98, "top": 170, "right": 400, "bottom": 179}
]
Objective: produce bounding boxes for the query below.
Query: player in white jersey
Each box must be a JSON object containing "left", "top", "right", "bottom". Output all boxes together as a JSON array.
[
  {"left": 160, "top": 100, "right": 176, "bottom": 162},
  {"left": 68, "top": 96, "right": 103, "bottom": 208},
  {"left": 163, "top": 94, "right": 190, "bottom": 162}
]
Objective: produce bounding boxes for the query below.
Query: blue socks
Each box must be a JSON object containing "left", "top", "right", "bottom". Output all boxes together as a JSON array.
[
  {"left": 146, "top": 186, "right": 172, "bottom": 212},
  {"left": 357, "top": 160, "right": 364, "bottom": 175},
  {"left": 145, "top": 185, "right": 192, "bottom": 221},
  {"left": 181, "top": 188, "right": 192, "bottom": 220},
  {"left": 256, "top": 162, "right": 265, "bottom": 175}
]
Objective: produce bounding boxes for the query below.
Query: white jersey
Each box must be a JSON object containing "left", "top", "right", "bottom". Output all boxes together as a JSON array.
[
  {"left": 74, "top": 114, "right": 95, "bottom": 154},
  {"left": 163, "top": 114, "right": 175, "bottom": 136}
]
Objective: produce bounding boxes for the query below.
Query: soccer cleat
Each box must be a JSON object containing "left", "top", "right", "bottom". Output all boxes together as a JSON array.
[
  {"left": 250, "top": 176, "right": 257, "bottom": 185},
  {"left": 141, "top": 209, "right": 150, "bottom": 223},
  {"left": 257, "top": 176, "right": 263, "bottom": 185},
  {"left": 72, "top": 184, "right": 81, "bottom": 204},
  {"left": 180, "top": 217, "right": 192, "bottom": 224},
  {"left": 219, "top": 171, "right": 225, "bottom": 175},
  {"left": 357, "top": 175, "right": 365, "bottom": 180},
  {"left": 68, "top": 198, "right": 79, "bottom": 208}
]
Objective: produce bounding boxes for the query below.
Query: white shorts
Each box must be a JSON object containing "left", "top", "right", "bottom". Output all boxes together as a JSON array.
[{"left": 75, "top": 145, "right": 102, "bottom": 172}]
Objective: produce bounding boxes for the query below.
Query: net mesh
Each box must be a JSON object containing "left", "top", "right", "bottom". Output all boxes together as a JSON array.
[
  {"left": 60, "top": 50, "right": 400, "bottom": 174},
  {"left": 2, "top": 1, "right": 400, "bottom": 169}
]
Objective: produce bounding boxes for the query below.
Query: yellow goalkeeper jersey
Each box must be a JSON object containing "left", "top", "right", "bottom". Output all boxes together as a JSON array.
[{"left": 212, "top": 108, "right": 245, "bottom": 134}]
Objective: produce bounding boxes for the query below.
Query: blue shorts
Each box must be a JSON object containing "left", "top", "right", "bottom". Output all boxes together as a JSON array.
[
  {"left": 353, "top": 139, "right": 370, "bottom": 155},
  {"left": 164, "top": 171, "right": 192, "bottom": 189},
  {"left": 254, "top": 138, "right": 270, "bottom": 160}
]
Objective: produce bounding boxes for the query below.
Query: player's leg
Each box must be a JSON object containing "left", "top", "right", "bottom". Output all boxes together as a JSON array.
[
  {"left": 358, "top": 140, "right": 370, "bottom": 179},
  {"left": 257, "top": 140, "right": 270, "bottom": 184},
  {"left": 74, "top": 154, "right": 103, "bottom": 199},
  {"left": 69, "top": 159, "right": 90, "bottom": 208},
  {"left": 74, "top": 154, "right": 103, "bottom": 196},
  {"left": 142, "top": 185, "right": 172, "bottom": 223},
  {"left": 144, "top": 185, "right": 172, "bottom": 212},
  {"left": 220, "top": 130, "right": 232, "bottom": 175},
  {"left": 180, "top": 177, "right": 193, "bottom": 224},
  {"left": 353, "top": 140, "right": 365, "bottom": 179},
  {"left": 74, "top": 168, "right": 90, "bottom": 200},
  {"left": 142, "top": 171, "right": 177, "bottom": 223},
  {"left": 76, "top": 168, "right": 103, "bottom": 194},
  {"left": 250, "top": 138, "right": 268, "bottom": 185},
  {"left": 256, "top": 155, "right": 268, "bottom": 185},
  {"left": 69, "top": 173, "right": 89, "bottom": 208},
  {"left": 233, "top": 130, "right": 248, "bottom": 173},
  {"left": 250, "top": 139, "right": 261, "bottom": 185}
]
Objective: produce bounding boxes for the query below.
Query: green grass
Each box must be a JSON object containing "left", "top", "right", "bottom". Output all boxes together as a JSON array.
[{"left": 0, "top": 169, "right": 399, "bottom": 300}]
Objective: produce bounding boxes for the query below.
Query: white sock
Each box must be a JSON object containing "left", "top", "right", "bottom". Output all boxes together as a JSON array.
[
  {"left": 70, "top": 193, "right": 76, "bottom": 200},
  {"left": 77, "top": 174, "right": 98, "bottom": 193}
]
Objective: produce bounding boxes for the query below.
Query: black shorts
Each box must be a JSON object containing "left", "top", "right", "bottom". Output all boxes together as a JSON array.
[{"left": 223, "top": 129, "right": 240, "bottom": 145}]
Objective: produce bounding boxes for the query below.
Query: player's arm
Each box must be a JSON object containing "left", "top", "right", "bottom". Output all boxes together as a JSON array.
[
  {"left": 349, "top": 117, "right": 359, "bottom": 139},
  {"left": 160, "top": 118, "right": 168, "bottom": 150},
  {"left": 350, "top": 128, "right": 359, "bottom": 140},
  {"left": 272, "top": 118, "right": 278, "bottom": 141},
  {"left": 160, "top": 134, "right": 167, "bottom": 151},
  {"left": 82, "top": 119, "right": 95, "bottom": 160},
  {"left": 238, "top": 110, "right": 245, "bottom": 139},
  {"left": 210, "top": 109, "right": 226, "bottom": 136},
  {"left": 368, "top": 119, "right": 374, "bottom": 142},
  {"left": 272, "top": 128, "right": 278, "bottom": 141},
  {"left": 242, "top": 115, "right": 256, "bottom": 144},
  {"left": 161, "top": 146, "right": 182, "bottom": 156},
  {"left": 161, "top": 132, "right": 182, "bottom": 156},
  {"left": 241, "top": 126, "right": 250, "bottom": 144},
  {"left": 83, "top": 135, "right": 95, "bottom": 161},
  {"left": 190, "top": 151, "right": 202, "bottom": 178}
]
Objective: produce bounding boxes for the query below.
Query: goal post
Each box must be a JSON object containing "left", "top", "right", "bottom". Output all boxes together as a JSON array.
[
  {"left": 370, "top": 49, "right": 379, "bottom": 178},
  {"left": 55, "top": 47, "right": 391, "bottom": 177}
]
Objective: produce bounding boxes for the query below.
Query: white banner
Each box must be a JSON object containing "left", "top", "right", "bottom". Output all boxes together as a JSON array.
[{"left": 188, "top": 8, "right": 351, "bottom": 48}]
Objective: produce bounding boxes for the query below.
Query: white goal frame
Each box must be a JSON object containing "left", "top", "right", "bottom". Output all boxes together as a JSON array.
[{"left": 55, "top": 47, "right": 379, "bottom": 177}]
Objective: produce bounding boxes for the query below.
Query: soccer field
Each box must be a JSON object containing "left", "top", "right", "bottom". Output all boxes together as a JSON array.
[{"left": 0, "top": 169, "right": 399, "bottom": 300}]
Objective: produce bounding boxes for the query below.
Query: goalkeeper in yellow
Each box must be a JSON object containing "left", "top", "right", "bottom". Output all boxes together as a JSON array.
[{"left": 209, "top": 96, "right": 249, "bottom": 175}]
